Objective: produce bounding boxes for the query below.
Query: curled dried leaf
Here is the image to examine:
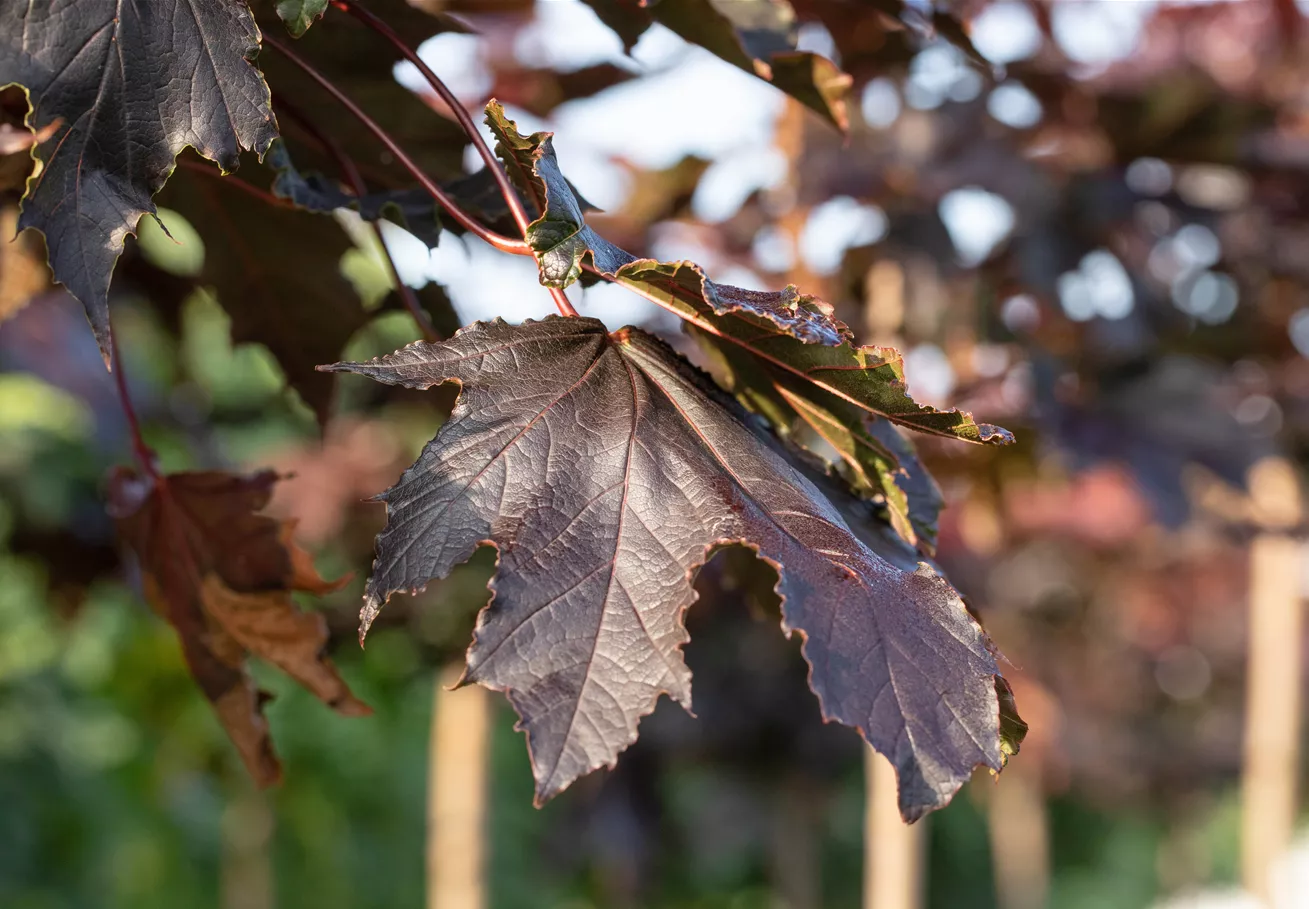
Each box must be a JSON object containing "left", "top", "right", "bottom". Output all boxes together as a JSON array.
[{"left": 109, "top": 468, "right": 369, "bottom": 786}]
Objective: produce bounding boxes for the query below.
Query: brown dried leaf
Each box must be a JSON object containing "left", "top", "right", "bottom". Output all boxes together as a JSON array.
[{"left": 108, "top": 468, "right": 369, "bottom": 786}]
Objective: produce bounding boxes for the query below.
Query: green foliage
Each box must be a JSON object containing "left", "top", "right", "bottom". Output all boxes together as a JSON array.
[{"left": 276, "top": 0, "right": 331, "bottom": 37}]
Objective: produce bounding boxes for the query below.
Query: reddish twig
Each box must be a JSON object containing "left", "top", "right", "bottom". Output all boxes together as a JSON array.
[
  {"left": 323, "top": 2, "right": 578, "bottom": 318},
  {"left": 262, "top": 33, "right": 530, "bottom": 258},
  {"left": 548, "top": 287, "right": 578, "bottom": 317},
  {"left": 276, "top": 100, "right": 441, "bottom": 341},
  {"left": 178, "top": 160, "right": 299, "bottom": 210},
  {"left": 109, "top": 330, "right": 159, "bottom": 480},
  {"left": 332, "top": 0, "right": 534, "bottom": 238}
]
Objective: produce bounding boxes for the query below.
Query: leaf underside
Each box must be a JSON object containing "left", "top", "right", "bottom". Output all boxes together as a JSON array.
[
  {"left": 0, "top": 0, "right": 278, "bottom": 360},
  {"left": 325, "top": 316, "right": 1008, "bottom": 821},
  {"left": 698, "top": 331, "right": 945, "bottom": 552}
]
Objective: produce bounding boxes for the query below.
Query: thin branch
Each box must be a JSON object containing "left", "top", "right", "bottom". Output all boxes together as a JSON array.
[
  {"left": 332, "top": 0, "right": 534, "bottom": 237},
  {"left": 276, "top": 100, "right": 441, "bottom": 342},
  {"left": 109, "top": 330, "right": 159, "bottom": 481},
  {"left": 262, "top": 33, "right": 530, "bottom": 257},
  {"left": 325, "top": 2, "right": 575, "bottom": 318},
  {"left": 373, "top": 221, "right": 443, "bottom": 339},
  {"left": 178, "top": 160, "right": 299, "bottom": 210},
  {"left": 549, "top": 286, "right": 579, "bottom": 318}
]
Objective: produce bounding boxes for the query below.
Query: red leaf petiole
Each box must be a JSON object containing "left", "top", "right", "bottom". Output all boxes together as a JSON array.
[
  {"left": 261, "top": 31, "right": 580, "bottom": 318},
  {"left": 276, "top": 99, "right": 441, "bottom": 342},
  {"left": 108, "top": 329, "right": 160, "bottom": 481}
]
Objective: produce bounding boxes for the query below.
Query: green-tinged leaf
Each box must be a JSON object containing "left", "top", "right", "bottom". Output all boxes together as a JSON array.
[
  {"left": 580, "top": 0, "right": 851, "bottom": 129},
  {"left": 276, "top": 0, "right": 330, "bottom": 36},
  {"left": 0, "top": 0, "right": 279, "bottom": 361},
  {"left": 323, "top": 316, "right": 1016, "bottom": 821},
  {"left": 697, "top": 328, "right": 944, "bottom": 551},
  {"left": 152, "top": 155, "right": 378, "bottom": 424},
  {"left": 996, "top": 676, "right": 1027, "bottom": 764},
  {"left": 867, "top": 417, "right": 944, "bottom": 549},
  {"left": 485, "top": 103, "right": 1014, "bottom": 449}
]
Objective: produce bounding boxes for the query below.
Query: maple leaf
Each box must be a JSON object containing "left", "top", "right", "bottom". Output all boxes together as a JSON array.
[
  {"left": 323, "top": 316, "right": 1016, "bottom": 821},
  {"left": 108, "top": 468, "right": 370, "bottom": 786},
  {"left": 485, "top": 103, "right": 1013, "bottom": 452},
  {"left": 579, "top": 0, "right": 851, "bottom": 129},
  {"left": 0, "top": 0, "right": 279, "bottom": 361}
]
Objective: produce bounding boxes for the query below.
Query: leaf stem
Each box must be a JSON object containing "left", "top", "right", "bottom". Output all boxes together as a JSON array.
[
  {"left": 548, "top": 286, "right": 580, "bottom": 318},
  {"left": 262, "top": 33, "right": 530, "bottom": 258},
  {"left": 276, "top": 100, "right": 441, "bottom": 342},
  {"left": 331, "top": 0, "right": 534, "bottom": 238},
  {"left": 178, "top": 160, "right": 299, "bottom": 210},
  {"left": 322, "top": 1, "right": 578, "bottom": 319},
  {"left": 109, "top": 329, "right": 159, "bottom": 481}
]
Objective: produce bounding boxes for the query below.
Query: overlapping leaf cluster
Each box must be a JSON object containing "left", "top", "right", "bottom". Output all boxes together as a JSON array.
[
  {"left": 485, "top": 103, "right": 1012, "bottom": 550},
  {"left": 318, "top": 105, "right": 1023, "bottom": 820},
  {"left": 0, "top": 0, "right": 1023, "bottom": 820}
]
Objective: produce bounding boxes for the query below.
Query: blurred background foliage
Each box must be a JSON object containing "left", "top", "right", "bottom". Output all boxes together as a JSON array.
[{"left": 3, "top": 0, "right": 1309, "bottom": 907}]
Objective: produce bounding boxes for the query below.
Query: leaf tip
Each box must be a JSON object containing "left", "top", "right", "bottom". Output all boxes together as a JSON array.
[
  {"left": 358, "top": 597, "right": 382, "bottom": 647},
  {"left": 331, "top": 693, "right": 373, "bottom": 718},
  {"left": 979, "top": 424, "right": 1017, "bottom": 445}
]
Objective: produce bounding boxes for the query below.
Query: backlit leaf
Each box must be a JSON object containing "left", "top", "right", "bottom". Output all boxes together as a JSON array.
[
  {"left": 698, "top": 330, "right": 944, "bottom": 551},
  {"left": 323, "top": 316, "right": 1015, "bottom": 821},
  {"left": 276, "top": 0, "right": 331, "bottom": 37},
  {"left": 579, "top": 0, "right": 851, "bottom": 129},
  {"left": 485, "top": 103, "right": 1013, "bottom": 449}
]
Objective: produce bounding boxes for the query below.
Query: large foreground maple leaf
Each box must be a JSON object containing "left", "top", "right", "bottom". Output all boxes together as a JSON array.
[{"left": 325, "top": 317, "right": 1015, "bottom": 820}]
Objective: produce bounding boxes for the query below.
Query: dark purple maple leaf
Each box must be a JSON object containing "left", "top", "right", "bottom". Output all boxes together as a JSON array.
[
  {"left": 324, "top": 316, "right": 1013, "bottom": 821},
  {"left": 0, "top": 0, "right": 278, "bottom": 360}
]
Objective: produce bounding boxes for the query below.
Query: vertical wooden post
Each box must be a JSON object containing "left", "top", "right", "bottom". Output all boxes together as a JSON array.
[
  {"left": 864, "top": 748, "right": 925, "bottom": 909},
  {"left": 1240, "top": 457, "right": 1304, "bottom": 903},
  {"left": 221, "top": 787, "right": 274, "bottom": 909},
  {"left": 770, "top": 777, "right": 822, "bottom": 909},
  {"left": 987, "top": 760, "right": 1049, "bottom": 909},
  {"left": 428, "top": 664, "right": 490, "bottom": 909}
]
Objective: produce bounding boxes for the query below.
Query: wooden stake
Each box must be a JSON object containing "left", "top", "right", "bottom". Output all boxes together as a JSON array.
[
  {"left": 987, "top": 760, "right": 1049, "bottom": 909},
  {"left": 1240, "top": 457, "right": 1304, "bottom": 902},
  {"left": 864, "top": 747, "right": 926, "bottom": 909},
  {"left": 221, "top": 786, "right": 274, "bottom": 909},
  {"left": 428, "top": 665, "right": 491, "bottom": 909}
]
